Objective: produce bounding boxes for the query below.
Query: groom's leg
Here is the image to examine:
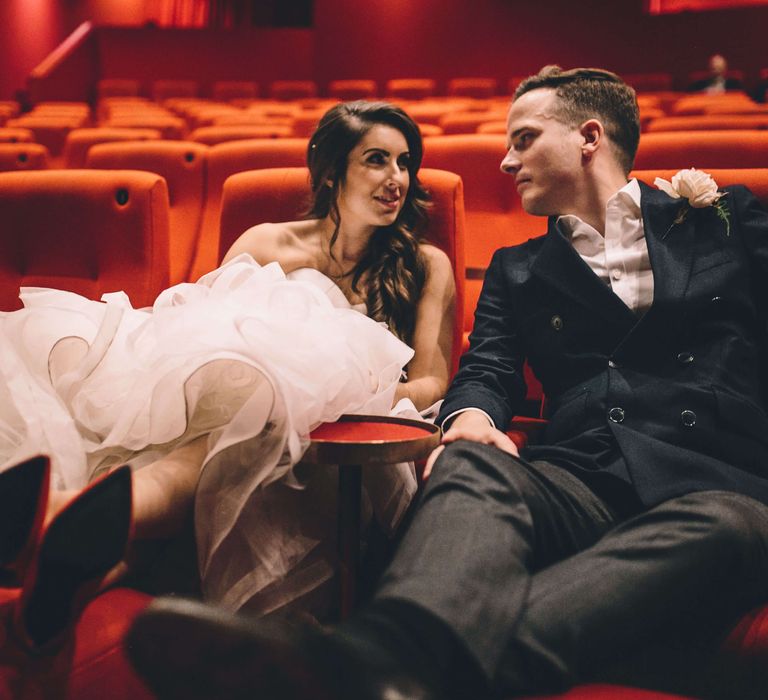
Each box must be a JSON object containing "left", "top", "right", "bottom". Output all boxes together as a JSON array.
[
  {"left": 366, "top": 440, "right": 620, "bottom": 685},
  {"left": 495, "top": 490, "right": 768, "bottom": 698}
]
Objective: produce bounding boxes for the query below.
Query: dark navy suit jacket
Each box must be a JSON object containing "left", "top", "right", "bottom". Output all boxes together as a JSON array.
[{"left": 437, "top": 182, "right": 768, "bottom": 510}]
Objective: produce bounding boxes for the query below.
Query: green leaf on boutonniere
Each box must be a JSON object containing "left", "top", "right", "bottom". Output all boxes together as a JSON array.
[{"left": 714, "top": 193, "right": 730, "bottom": 237}]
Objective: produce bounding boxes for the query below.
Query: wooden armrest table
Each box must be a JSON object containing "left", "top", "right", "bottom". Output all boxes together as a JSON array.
[{"left": 304, "top": 415, "right": 440, "bottom": 619}]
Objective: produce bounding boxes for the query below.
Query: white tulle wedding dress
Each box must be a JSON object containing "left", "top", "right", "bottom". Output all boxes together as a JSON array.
[{"left": 0, "top": 254, "right": 419, "bottom": 613}]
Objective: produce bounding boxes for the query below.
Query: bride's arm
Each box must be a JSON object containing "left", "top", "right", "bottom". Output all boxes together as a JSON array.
[{"left": 394, "top": 245, "right": 456, "bottom": 411}]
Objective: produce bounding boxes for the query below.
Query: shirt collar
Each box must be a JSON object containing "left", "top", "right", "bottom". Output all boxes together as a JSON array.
[{"left": 556, "top": 178, "right": 641, "bottom": 239}]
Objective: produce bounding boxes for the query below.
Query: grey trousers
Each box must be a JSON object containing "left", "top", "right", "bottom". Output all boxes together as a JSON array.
[{"left": 375, "top": 440, "right": 768, "bottom": 698}]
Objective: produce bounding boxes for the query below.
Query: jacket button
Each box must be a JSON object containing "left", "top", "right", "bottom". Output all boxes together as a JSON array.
[
  {"left": 608, "top": 407, "right": 625, "bottom": 423},
  {"left": 681, "top": 410, "right": 697, "bottom": 428},
  {"left": 711, "top": 296, "right": 722, "bottom": 304},
  {"left": 551, "top": 315, "right": 563, "bottom": 331},
  {"left": 677, "top": 352, "right": 694, "bottom": 364},
  {"left": 608, "top": 359, "right": 619, "bottom": 368}
]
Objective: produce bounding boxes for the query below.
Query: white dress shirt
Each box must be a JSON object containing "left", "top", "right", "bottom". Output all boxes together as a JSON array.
[
  {"left": 559, "top": 178, "right": 653, "bottom": 316},
  {"left": 444, "top": 178, "right": 653, "bottom": 430}
]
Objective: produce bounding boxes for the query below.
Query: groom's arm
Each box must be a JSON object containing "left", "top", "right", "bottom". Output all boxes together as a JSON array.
[
  {"left": 437, "top": 248, "right": 528, "bottom": 428},
  {"left": 426, "top": 249, "right": 528, "bottom": 475},
  {"left": 436, "top": 248, "right": 528, "bottom": 432}
]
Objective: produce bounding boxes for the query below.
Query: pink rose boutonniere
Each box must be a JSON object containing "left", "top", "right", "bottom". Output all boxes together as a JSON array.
[{"left": 654, "top": 168, "right": 730, "bottom": 237}]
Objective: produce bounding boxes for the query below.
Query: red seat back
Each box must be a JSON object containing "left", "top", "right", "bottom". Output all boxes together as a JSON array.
[
  {"left": 86, "top": 140, "right": 207, "bottom": 285},
  {"left": 219, "top": 166, "right": 466, "bottom": 373},
  {"left": 0, "top": 170, "right": 170, "bottom": 310},
  {"left": 635, "top": 130, "right": 768, "bottom": 170},
  {"left": 0, "top": 143, "right": 50, "bottom": 171},
  {"left": 190, "top": 138, "right": 308, "bottom": 280}
]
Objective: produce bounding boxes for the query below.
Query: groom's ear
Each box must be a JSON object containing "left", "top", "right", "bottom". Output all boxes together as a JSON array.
[{"left": 579, "top": 119, "right": 604, "bottom": 161}]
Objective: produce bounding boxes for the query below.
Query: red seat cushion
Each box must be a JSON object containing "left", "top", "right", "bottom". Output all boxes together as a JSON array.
[{"left": 0, "top": 587, "right": 154, "bottom": 700}]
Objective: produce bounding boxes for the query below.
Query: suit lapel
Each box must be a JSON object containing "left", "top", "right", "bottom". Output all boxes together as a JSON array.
[
  {"left": 639, "top": 181, "right": 696, "bottom": 306},
  {"left": 530, "top": 217, "right": 637, "bottom": 331},
  {"left": 529, "top": 182, "right": 697, "bottom": 349},
  {"left": 610, "top": 182, "right": 696, "bottom": 355}
]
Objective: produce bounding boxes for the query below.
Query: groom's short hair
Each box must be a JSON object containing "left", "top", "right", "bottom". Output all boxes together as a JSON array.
[{"left": 515, "top": 66, "right": 640, "bottom": 175}]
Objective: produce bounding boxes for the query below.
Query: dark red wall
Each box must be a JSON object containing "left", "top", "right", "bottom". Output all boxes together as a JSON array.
[
  {"left": 314, "top": 0, "right": 768, "bottom": 92},
  {"left": 0, "top": 1, "right": 73, "bottom": 100},
  {"left": 3, "top": 0, "right": 768, "bottom": 101},
  {"left": 97, "top": 26, "right": 314, "bottom": 95}
]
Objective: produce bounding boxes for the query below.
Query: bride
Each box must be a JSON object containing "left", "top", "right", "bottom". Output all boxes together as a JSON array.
[{"left": 0, "top": 100, "right": 456, "bottom": 625}]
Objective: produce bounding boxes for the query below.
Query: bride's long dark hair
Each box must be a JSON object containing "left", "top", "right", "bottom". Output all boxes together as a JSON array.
[{"left": 304, "top": 101, "right": 430, "bottom": 344}]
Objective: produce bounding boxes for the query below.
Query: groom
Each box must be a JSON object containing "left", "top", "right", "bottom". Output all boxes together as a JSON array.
[{"left": 128, "top": 67, "right": 768, "bottom": 699}]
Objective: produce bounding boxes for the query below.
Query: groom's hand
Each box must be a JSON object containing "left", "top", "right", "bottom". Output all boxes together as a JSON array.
[{"left": 423, "top": 410, "right": 519, "bottom": 480}]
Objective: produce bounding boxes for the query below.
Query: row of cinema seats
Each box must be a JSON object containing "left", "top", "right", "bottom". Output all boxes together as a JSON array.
[
  {"left": 99, "top": 77, "right": 506, "bottom": 101},
  {"left": 3, "top": 92, "right": 768, "bottom": 169},
  {"left": 95, "top": 71, "right": 768, "bottom": 101},
  {"left": 0, "top": 165, "right": 766, "bottom": 699},
  {"left": 4, "top": 129, "right": 768, "bottom": 349},
  {"left": 4, "top": 90, "right": 767, "bottom": 148}
]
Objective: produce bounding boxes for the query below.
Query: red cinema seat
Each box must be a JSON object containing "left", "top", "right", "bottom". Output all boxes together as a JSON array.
[
  {"left": 269, "top": 80, "right": 318, "bottom": 101},
  {"left": 86, "top": 140, "right": 208, "bottom": 286},
  {"left": 0, "top": 143, "right": 50, "bottom": 172},
  {"left": 419, "top": 124, "right": 444, "bottom": 137},
  {"left": 385, "top": 79, "right": 437, "bottom": 100},
  {"left": 151, "top": 79, "right": 198, "bottom": 102},
  {"left": 62, "top": 127, "right": 162, "bottom": 169},
  {"left": 439, "top": 111, "right": 508, "bottom": 135},
  {"left": 635, "top": 130, "right": 768, "bottom": 169},
  {"left": 290, "top": 110, "right": 325, "bottom": 138},
  {"left": 101, "top": 114, "right": 186, "bottom": 140},
  {"left": 0, "top": 170, "right": 170, "bottom": 310},
  {"left": 218, "top": 166, "right": 466, "bottom": 374},
  {"left": 0, "top": 101, "right": 21, "bottom": 121},
  {"left": 4, "top": 116, "right": 87, "bottom": 160},
  {"left": 0, "top": 587, "right": 155, "bottom": 700},
  {"left": 97, "top": 79, "right": 141, "bottom": 99},
  {"left": 645, "top": 115, "right": 768, "bottom": 132},
  {"left": 0, "top": 128, "right": 34, "bottom": 144},
  {"left": 190, "top": 124, "right": 294, "bottom": 144},
  {"left": 212, "top": 81, "right": 259, "bottom": 102},
  {"left": 447, "top": 78, "right": 498, "bottom": 99},
  {"left": 422, "top": 134, "right": 541, "bottom": 341},
  {"left": 671, "top": 93, "right": 755, "bottom": 116},
  {"left": 476, "top": 121, "right": 507, "bottom": 134},
  {"left": 328, "top": 80, "right": 378, "bottom": 101},
  {"left": 190, "top": 138, "right": 308, "bottom": 281}
]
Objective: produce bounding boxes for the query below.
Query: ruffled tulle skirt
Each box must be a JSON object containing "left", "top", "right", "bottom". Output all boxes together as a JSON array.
[{"left": 0, "top": 255, "right": 418, "bottom": 612}]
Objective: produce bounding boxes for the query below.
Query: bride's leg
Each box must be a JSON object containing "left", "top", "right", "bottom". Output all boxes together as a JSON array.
[
  {"left": 44, "top": 436, "right": 207, "bottom": 536},
  {"left": 46, "top": 360, "right": 274, "bottom": 538},
  {"left": 120, "top": 359, "right": 275, "bottom": 540},
  {"left": 130, "top": 434, "right": 209, "bottom": 539}
]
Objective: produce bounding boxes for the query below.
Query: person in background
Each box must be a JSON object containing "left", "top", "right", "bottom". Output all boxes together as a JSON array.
[{"left": 687, "top": 53, "right": 744, "bottom": 93}]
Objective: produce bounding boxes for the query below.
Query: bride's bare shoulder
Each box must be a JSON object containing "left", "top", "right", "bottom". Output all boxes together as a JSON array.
[{"left": 222, "top": 220, "right": 319, "bottom": 266}]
